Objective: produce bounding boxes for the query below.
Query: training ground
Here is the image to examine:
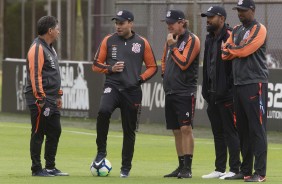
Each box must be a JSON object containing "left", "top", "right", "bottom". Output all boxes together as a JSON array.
[{"left": 0, "top": 113, "right": 282, "bottom": 184}]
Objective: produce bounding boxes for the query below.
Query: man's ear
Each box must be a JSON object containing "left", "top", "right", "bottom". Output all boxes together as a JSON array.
[{"left": 48, "top": 28, "right": 52, "bottom": 34}]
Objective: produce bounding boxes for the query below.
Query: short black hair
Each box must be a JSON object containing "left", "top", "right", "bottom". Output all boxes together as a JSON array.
[{"left": 37, "top": 16, "right": 58, "bottom": 36}]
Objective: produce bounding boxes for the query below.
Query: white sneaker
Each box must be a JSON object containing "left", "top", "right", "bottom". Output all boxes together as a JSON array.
[
  {"left": 202, "top": 171, "right": 226, "bottom": 179},
  {"left": 219, "top": 172, "right": 236, "bottom": 179}
]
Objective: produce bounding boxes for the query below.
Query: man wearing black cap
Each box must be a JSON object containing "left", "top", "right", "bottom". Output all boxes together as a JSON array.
[
  {"left": 161, "top": 9, "right": 200, "bottom": 179},
  {"left": 92, "top": 10, "right": 157, "bottom": 178},
  {"left": 201, "top": 6, "right": 241, "bottom": 180},
  {"left": 222, "top": 0, "right": 268, "bottom": 182}
]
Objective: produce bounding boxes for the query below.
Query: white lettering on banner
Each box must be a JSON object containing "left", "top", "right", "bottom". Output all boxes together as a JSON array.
[
  {"left": 155, "top": 83, "right": 165, "bottom": 108},
  {"left": 62, "top": 88, "right": 89, "bottom": 109},
  {"left": 22, "top": 65, "right": 27, "bottom": 86},
  {"left": 142, "top": 83, "right": 151, "bottom": 107},
  {"left": 267, "top": 110, "right": 282, "bottom": 119},
  {"left": 16, "top": 65, "right": 27, "bottom": 111},
  {"left": 268, "top": 82, "right": 282, "bottom": 108},
  {"left": 142, "top": 82, "right": 163, "bottom": 110},
  {"left": 60, "top": 63, "right": 74, "bottom": 87},
  {"left": 141, "top": 83, "right": 204, "bottom": 111},
  {"left": 268, "top": 82, "right": 282, "bottom": 120},
  {"left": 60, "top": 63, "right": 89, "bottom": 110}
]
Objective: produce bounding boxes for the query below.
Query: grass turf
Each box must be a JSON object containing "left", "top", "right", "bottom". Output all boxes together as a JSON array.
[{"left": 0, "top": 121, "right": 281, "bottom": 184}]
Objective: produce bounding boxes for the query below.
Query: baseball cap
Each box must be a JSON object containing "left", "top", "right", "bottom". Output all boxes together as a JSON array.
[
  {"left": 112, "top": 10, "right": 134, "bottom": 22},
  {"left": 201, "top": 6, "right": 227, "bottom": 18},
  {"left": 162, "top": 10, "right": 185, "bottom": 24},
  {"left": 232, "top": 0, "right": 256, "bottom": 10}
]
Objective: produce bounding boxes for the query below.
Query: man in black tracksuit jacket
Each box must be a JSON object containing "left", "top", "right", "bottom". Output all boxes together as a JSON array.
[
  {"left": 92, "top": 10, "right": 157, "bottom": 178},
  {"left": 25, "top": 16, "right": 68, "bottom": 177},
  {"left": 201, "top": 6, "right": 241, "bottom": 180}
]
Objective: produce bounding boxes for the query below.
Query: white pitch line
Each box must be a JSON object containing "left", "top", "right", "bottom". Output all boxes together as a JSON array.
[
  {"left": 1, "top": 123, "right": 282, "bottom": 150},
  {"left": 63, "top": 130, "right": 123, "bottom": 138}
]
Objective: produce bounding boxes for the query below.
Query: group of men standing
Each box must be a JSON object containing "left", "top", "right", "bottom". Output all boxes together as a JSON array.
[{"left": 25, "top": 0, "right": 268, "bottom": 182}]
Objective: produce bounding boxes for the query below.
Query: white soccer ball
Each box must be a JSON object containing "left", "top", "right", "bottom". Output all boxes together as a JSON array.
[{"left": 90, "top": 158, "right": 112, "bottom": 177}]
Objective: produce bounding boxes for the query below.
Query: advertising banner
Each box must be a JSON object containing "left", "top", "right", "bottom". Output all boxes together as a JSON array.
[
  {"left": 2, "top": 59, "right": 282, "bottom": 130},
  {"left": 2, "top": 59, "right": 104, "bottom": 118}
]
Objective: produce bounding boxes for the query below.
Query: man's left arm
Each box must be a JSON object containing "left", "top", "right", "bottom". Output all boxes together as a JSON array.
[
  {"left": 139, "top": 38, "right": 158, "bottom": 83},
  {"left": 224, "top": 24, "right": 267, "bottom": 58}
]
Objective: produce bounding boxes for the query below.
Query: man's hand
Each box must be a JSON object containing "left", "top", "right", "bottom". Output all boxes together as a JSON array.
[
  {"left": 56, "top": 98, "right": 62, "bottom": 109},
  {"left": 112, "top": 61, "right": 125, "bottom": 72},
  {"left": 167, "top": 33, "right": 178, "bottom": 46}
]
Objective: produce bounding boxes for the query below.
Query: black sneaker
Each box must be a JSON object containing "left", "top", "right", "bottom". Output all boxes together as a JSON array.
[
  {"left": 93, "top": 152, "right": 107, "bottom": 169},
  {"left": 32, "top": 169, "right": 55, "bottom": 177},
  {"left": 225, "top": 172, "right": 244, "bottom": 180},
  {"left": 177, "top": 168, "right": 192, "bottom": 179},
  {"left": 120, "top": 169, "right": 130, "bottom": 178},
  {"left": 244, "top": 173, "right": 266, "bottom": 182},
  {"left": 164, "top": 167, "right": 181, "bottom": 177},
  {"left": 45, "top": 168, "right": 69, "bottom": 176}
]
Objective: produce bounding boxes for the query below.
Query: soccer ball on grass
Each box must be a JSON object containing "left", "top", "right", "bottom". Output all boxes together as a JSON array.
[{"left": 90, "top": 158, "right": 112, "bottom": 177}]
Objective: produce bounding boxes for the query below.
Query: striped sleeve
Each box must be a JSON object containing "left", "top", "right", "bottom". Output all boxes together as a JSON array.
[
  {"left": 92, "top": 35, "right": 112, "bottom": 74},
  {"left": 222, "top": 23, "right": 267, "bottom": 59},
  {"left": 222, "top": 32, "right": 237, "bottom": 60},
  {"left": 161, "top": 43, "right": 168, "bottom": 76},
  {"left": 139, "top": 37, "right": 158, "bottom": 82},
  {"left": 27, "top": 43, "right": 46, "bottom": 100},
  {"left": 171, "top": 33, "right": 200, "bottom": 70}
]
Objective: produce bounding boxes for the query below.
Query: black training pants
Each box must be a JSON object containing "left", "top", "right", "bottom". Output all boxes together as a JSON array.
[
  {"left": 234, "top": 83, "right": 267, "bottom": 176},
  {"left": 28, "top": 102, "right": 61, "bottom": 173},
  {"left": 96, "top": 84, "right": 142, "bottom": 171},
  {"left": 207, "top": 93, "right": 241, "bottom": 173}
]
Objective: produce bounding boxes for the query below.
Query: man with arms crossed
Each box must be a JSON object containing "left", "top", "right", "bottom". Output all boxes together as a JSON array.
[{"left": 222, "top": 0, "right": 268, "bottom": 182}]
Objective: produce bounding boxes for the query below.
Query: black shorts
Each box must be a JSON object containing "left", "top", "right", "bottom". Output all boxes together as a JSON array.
[{"left": 165, "top": 94, "right": 195, "bottom": 129}]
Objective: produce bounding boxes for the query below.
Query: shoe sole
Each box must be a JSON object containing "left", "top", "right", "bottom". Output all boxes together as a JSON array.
[
  {"left": 54, "top": 173, "right": 69, "bottom": 176},
  {"left": 220, "top": 175, "right": 236, "bottom": 179},
  {"left": 120, "top": 175, "right": 129, "bottom": 178},
  {"left": 32, "top": 175, "right": 55, "bottom": 177},
  {"left": 177, "top": 176, "right": 192, "bottom": 179},
  {"left": 164, "top": 176, "right": 178, "bottom": 178}
]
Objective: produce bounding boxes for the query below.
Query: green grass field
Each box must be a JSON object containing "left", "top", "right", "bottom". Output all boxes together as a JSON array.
[
  {"left": 0, "top": 71, "right": 2, "bottom": 112},
  {"left": 0, "top": 121, "right": 282, "bottom": 184}
]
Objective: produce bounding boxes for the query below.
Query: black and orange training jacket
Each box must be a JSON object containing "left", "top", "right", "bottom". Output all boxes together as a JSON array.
[
  {"left": 92, "top": 31, "right": 157, "bottom": 90},
  {"left": 25, "top": 37, "right": 62, "bottom": 105},
  {"left": 161, "top": 30, "right": 200, "bottom": 96},
  {"left": 222, "top": 20, "right": 268, "bottom": 85}
]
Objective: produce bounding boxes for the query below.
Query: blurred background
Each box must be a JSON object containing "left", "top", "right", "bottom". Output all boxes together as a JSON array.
[{"left": 1, "top": 0, "right": 282, "bottom": 67}]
